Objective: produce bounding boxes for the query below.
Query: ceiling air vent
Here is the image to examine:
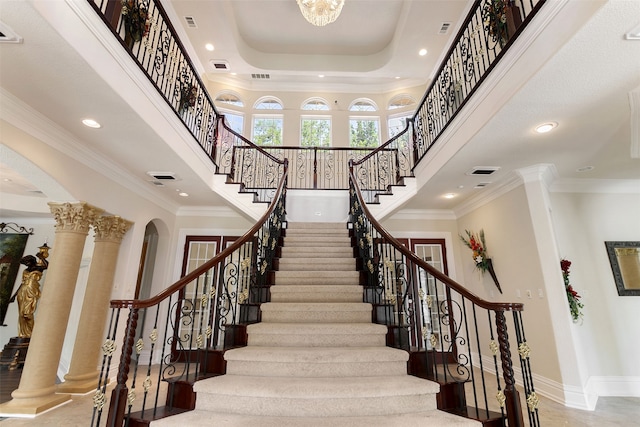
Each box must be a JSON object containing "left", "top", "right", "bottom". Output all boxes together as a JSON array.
[
  {"left": 439, "top": 22, "right": 452, "bottom": 34},
  {"left": 150, "top": 181, "right": 165, "bottom": 187},
  {"left": 147, "top": 171, "right": 180, "bottom": 181},
  {"left": 0, "top": 21, "right": 23, "bottom": 43},
  {"left": 184, "top": 16, "right": 197, "bottom": 28},
  {"left": 251, "top": 73, "right": 271, "bottom": 80},
  {"left": 466, "top": 166, "right": 500, "bottom": 176},
  {"left": 474, "top": 182, "right": 491, "bottom": 189},
  {"left": 210, "top": 60, "right": 230, "bottom": 70}
]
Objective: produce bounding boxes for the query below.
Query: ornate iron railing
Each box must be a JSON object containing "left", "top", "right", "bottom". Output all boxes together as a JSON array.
[
  {"left": 349, "top": 161, "right": 539, "bottom": 427},
  {"left": 410, "top": 0, "right": 545, "bottom": 163},
  {"left": 87, "top": 0, "right": 220, "bottom": 159},
  {"left": 90, "top": 161, "right": 288, "bottom": 427}
]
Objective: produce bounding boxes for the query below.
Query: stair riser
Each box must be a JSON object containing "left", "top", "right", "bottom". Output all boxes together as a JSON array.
[
  {"left": 225, "top": 360, "right": 408, "bottom": 378},
  {"left": 277, "top": 263, "right": 355, "bottom": 272},
  {"left": 274, "top": 277, "right": 360, "bottom": 286},
  {"left": 247, "top": 334, "right": 385, "bottom": 347},
  {"left": 284, "top": 241, "right": 352, "bottom": 248},
  {"left": 195, "top": 393, "right": 437, "bottom": 417},
  {"left": 261, "top": 311, "right": 371, "bottom": 323},
  {"left": 270, "top": 292, "right": 362, "bottom": 303},
  {"left": 280, "top": 249, "right": 353, "bottom": 258}
]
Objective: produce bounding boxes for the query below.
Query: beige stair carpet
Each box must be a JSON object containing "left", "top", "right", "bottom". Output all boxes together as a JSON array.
[{"left": 151, "top": 222, "right": 480, "bottom": 426}]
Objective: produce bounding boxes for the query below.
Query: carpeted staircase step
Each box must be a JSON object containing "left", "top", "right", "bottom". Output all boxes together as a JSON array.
[
  {"left": 151, "top": 409, "right": 481, "bottom": 426},
  {"left": 278, "top": 257, "right": 355, "bottom": 271},
  {"left": 261, "top": 302, "right": 371, "bottom": 323},
  {"left": 283, "top": 235, "right": 352, "bottom": 246},
  {"left": 280, "top": 246, "right": 353, "bottom": 258},
  {"left": 274, "top": 270, "right": 360, "bottom": 285},
  {"left": 224, "top": 346, "right": 408, "bottom": 377},
  {"left": 191, "top": 375, "right": 439, "bottom": 417},
  {"left": 246, "top": 322, "right": 387, "bottom": 347},
  {"left": 270, "top": 284, "right": 362, "bottom": 302}
]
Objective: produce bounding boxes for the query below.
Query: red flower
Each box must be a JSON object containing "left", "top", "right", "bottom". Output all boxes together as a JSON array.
[{"left": 560, "top": 259, "right": 571, "bottom": 273}]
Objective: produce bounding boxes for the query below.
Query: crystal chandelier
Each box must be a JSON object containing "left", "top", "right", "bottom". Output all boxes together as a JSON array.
[{"left": 296, "top": 0, "right": 345, "bottom": 27}]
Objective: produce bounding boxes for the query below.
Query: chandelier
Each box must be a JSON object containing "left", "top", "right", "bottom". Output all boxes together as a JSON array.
[{"left": 296, "top": 0, "right": 345, "bottom": 27}]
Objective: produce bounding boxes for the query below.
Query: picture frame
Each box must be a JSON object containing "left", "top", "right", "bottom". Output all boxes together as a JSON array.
[
  {"left": 0, "top": 228, "right": 31, "bottom": 325},
  {"left": 604, "top": 241, "right": 640, "bottom": 296}
]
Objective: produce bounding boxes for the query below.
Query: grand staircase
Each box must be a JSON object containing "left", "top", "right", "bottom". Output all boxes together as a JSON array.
[{"left": 150, "top": 222, "right": 480, "bottom": 426}]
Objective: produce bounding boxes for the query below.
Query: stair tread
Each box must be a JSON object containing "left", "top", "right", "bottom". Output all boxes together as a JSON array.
[
  {"left": 150, "top": 409, "right": 482, "bottom": 426},
  {"left": 247, "top": 322, "right": 387, "bottom": 335},
  {"left": 224, "top": 346, "right": 409, "bottom": 363},
  {"left": 194, "top": 374, "right": 440, "bottom": 397},
  {"left": 261, "top": 302, "right": 371, "bottom": 312}
]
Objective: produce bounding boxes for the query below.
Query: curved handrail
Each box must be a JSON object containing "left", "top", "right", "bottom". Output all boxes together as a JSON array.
[
  {"left": 218, "top": 115, "right": 288, "bottom": 165},
  {"left": 110, "top": 158, "right": 289, "bottom": 309},
  {"left": 348, "top": 160, "right": 521, "bottom": 313},
  {"left": 353, "top": 124, "right": 411, "bottom": 166}
]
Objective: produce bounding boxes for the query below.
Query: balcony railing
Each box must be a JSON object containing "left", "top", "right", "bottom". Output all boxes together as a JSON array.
[{"left": 410, "top": 0, "right": 545, "bottom": 163}]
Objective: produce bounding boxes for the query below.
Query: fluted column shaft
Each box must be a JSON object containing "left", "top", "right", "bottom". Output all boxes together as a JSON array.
[
  {"left": 0, "top": 202, "right": 103, "bottom": 416},
  {"left": 58, "top": 216, "right": 132, "bottom": 394}
]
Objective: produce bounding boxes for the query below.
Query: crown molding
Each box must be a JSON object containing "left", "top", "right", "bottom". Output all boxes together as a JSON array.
[
  {"left": 549, "top": 178, "right": 640, "bottom": 194},
  {"left": 0, "top": 89, "right": 180, "bottom": 214},
  {"left": 388, "top": 209, "right": 456, "bottom": 221},
  {"left": 453, "top": 171, "right": 524, "bottom": 219}
]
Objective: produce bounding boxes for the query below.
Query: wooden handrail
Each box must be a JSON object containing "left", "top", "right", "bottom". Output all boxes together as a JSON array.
[
  {"left": 348, "top": 160, "right": 522, "bottom": 313},
  {"left": 110, "top": 158, "right": 288, "bottom": 309}
]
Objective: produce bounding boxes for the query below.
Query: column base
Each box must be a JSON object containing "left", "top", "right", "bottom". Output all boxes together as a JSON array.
[
  {"left": 57, "top": 373, "right": 100, "bottom": 395},
  {"left": 0, "top": 393, "right": 71, "bottom": 417}
]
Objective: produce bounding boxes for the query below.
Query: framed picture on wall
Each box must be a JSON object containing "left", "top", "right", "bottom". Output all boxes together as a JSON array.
[{"left": 605, "top": 241, "right": 640, "bottom": 296}]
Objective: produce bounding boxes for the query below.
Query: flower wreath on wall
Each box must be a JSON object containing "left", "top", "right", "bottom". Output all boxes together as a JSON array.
[
  {"left": 460, "top": 229, "right": 502, "bottom": 294},
  {"left": 560, "top": 259, "right": 584, "bottom": 323}
]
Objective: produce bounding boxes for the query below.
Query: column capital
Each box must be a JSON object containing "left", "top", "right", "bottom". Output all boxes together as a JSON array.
[
  {"left": 94, "top": 216, "right": 133, "bottom": 243},
  {"left": 48, "top": 201, "right": 104, "bottom": 234}
]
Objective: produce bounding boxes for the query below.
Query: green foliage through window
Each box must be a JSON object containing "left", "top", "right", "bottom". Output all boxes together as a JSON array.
[
  {"left": 253, "top": 117, "right": 283, "bottom": 146},
  {"left": 301, "top": 118, "right": 331, "bottom": 147},
  {"left": 349, "top": 119, "right": 380, "bottom": 147}
]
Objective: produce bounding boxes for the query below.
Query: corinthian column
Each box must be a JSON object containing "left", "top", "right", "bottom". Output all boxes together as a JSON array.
[
  {"left": 58, "top": 216, "right": 133, "bottom": 394},
  {"left": 0, "top": 202, "right": 103, "bottom": 416}
]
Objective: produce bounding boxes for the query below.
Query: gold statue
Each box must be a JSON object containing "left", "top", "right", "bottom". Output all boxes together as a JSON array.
[{"left": 9, "top": 244, "right": 49, "bottom": 338}]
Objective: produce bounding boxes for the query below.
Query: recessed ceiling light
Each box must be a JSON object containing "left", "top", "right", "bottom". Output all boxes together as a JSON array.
[
  {"left": 395, "top": 76, "right": 401, "bottom": 79},
  {"left": 443, "top": 193, "right": 456, "bottom": 199},
  {"left": 576, "top": 166, "right": 594, "bottom": 172},
  {"left": 205, "top": 43, "right": 214, "bottom": 51},
  {"left": 535, "top": 122, "right": 557, "bottom": 133},
  {"left": 178, "top": 192, "right": 189, "bottom": 197},
  {"left": 418, "top": 48, "right": 428, "bottom": 56},
  {"left": 82, "top": 118, "right": 101, "bottom": 128},
  {"left": 318, "top": 74, "right": 325, "bottom": 78}
]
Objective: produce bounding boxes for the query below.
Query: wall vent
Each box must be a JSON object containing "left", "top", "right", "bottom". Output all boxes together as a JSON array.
[
  {"left": 466, "top": 166, "right": 500, "bottom": 176},
  {"left": 439, "top": 22, "right": 452, "bottom": 34},
  {"left": 184, "top": 16, "right": 197, "bottom": 28},
  {"left": 251, "top": 73, "right": 271, "bottom": 80}
]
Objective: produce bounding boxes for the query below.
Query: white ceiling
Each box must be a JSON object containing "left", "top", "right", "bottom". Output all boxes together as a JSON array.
[{"left": 0, "top": 0, "right": 639, "bottom": 219}]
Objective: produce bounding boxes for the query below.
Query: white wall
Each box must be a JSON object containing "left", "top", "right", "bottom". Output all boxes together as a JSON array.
[{"left": 550, "top": 191, "right": 640, "bottom": 401}]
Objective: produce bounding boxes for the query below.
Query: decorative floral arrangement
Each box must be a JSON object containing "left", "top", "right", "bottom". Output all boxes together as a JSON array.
[
  {"left": 481, "top": 0, "right": 512, "bottom": 47},
  {"left": 178, "top": 85, "right": 198, "bottom": 114},
  {"left": 561, "top": 259, "right": 584, "bottom": 323},
  {"left": 460, "top": 229, "right": 491, "bottom": 272},
  {"left": 121, "top": 0, "right": 150, "bottom": 45},
  {"left": 460, "top": 229, "right": 502, "bottom": 293}
]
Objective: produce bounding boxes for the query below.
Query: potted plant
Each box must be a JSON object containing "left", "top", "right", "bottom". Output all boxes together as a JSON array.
[
  {"left": 121, "top": 0, "right": 150, "bottom": 49},
  {"left": 481, "top": 0, "right": 522, "bottom": 48}
]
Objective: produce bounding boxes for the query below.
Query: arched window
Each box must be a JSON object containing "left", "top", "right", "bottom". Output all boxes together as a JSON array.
[
  {"left": 254, "top": 97, "right": 283, "bottom": 110},
  {"left": 388, "top": 94, "right": 416, "bottom": 110},
  {"left": 349, "top": 98, "right": 378, "bottom": 112},
  {"left": 302, "top": 98, "right": 330, "bottom": 111},
  {"left": 215, "top": 92, "right": 244, "bottom": 107}
]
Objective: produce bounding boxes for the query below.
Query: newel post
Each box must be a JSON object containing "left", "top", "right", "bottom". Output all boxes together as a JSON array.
[
  {"left": 106, "top": 308, "right": 139, "bottom": 427},
  {"left": 495, "top": 310, "right": 524, "bottom": 427}
]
